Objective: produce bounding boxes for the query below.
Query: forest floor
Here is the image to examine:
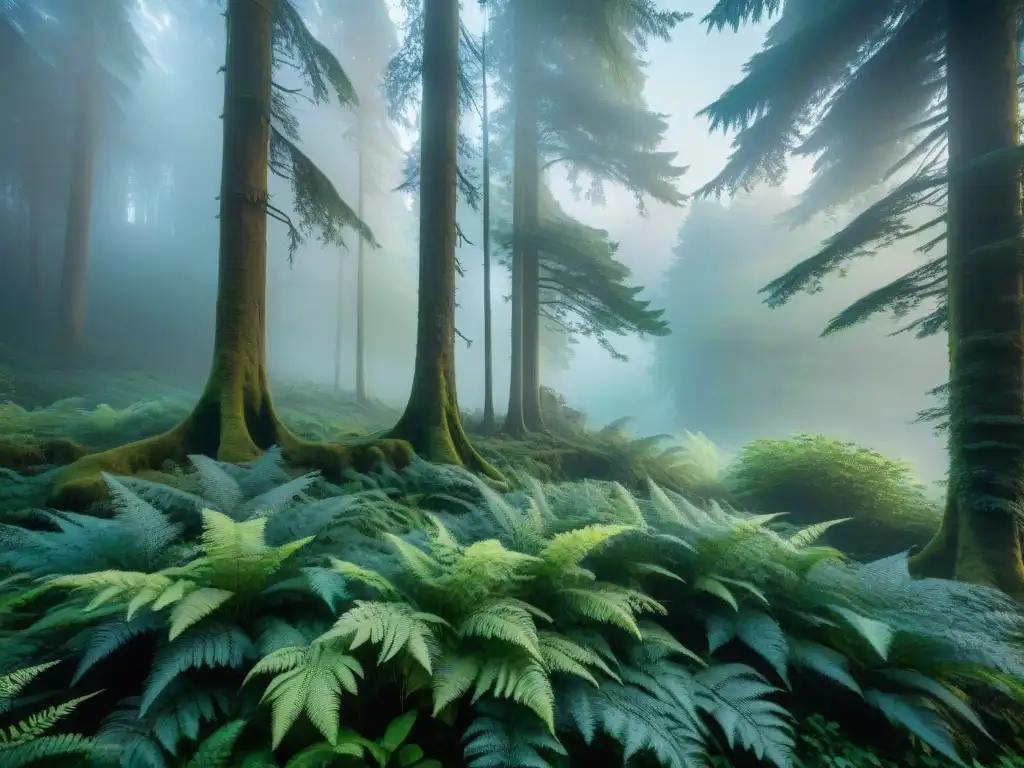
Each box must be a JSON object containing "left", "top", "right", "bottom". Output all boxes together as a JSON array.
[
  {"left": 4, "top": 346, "right": 1023, "bottom": 768},
  {"left": 0, "top": 342, "right": 940, "bottom": 559}
]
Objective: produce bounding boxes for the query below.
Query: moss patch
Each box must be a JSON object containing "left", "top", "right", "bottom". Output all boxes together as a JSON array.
[{"left": 724, "top": 433, "right": 941, "bottom": 560}]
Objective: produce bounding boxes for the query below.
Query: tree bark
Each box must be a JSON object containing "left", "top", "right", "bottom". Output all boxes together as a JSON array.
[
  {"left": 480, "top": 5, "right": 496, "bottom": 433},
  {"left": 516, "top": 0, "right": 544, "bottom": 432},
  {"left": 51, "top": 0, "right": 417, "bottom": 510},
  {"left": 334, "top": 248, "right": 344, "bottom": 390},
  {"left": 522, "top": 237, "right": 544, "bottom": 431},
  {"left": 503, "top": 0, "right": 538, "bottom": 437},
  {"left": 911, "top": 0, "right": 1024, "bottom": 599},
  {"left": 355, "top": 132, "right": 367, "bottom": 404},
  {"left": 57, "top": 10, "right": 99, "bottom": 357},
  {"left": 387, "top": 0, "right": 501, "bottom": 478}
]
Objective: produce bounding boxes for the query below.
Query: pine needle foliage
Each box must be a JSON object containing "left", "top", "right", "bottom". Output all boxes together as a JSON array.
[{"left": 265, "top": 0, "right": 376, "bottom": 262}]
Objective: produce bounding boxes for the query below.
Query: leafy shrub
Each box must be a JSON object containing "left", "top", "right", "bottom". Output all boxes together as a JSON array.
[
  {"left": 0, "top": 455, "right": 1021, "bottom": 767},
  {"left": 724, "top": 434, "right": 941, "bottom": 559},
  {"left": 539, "top": 387, "right": 588, "bottom": 435}
]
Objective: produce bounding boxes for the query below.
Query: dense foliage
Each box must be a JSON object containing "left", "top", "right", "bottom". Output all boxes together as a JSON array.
[
  {"left": 0, "top": 453, "right": 1021, "bottom": 767},
  {"left": 725, "top": 434, "right": 940, "bottom": 560}
]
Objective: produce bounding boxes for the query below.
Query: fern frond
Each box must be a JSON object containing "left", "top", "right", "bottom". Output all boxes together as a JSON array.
[
  {"left": 0, "top": 692, "right": 101, "bottom": 747},
  {"left": 73, "top": 613, "right": 161, "bottom": 685},
  {"left": 537, "top": 524, "right": 634, "bottom": 575},
  {"left": 864, "top": 689, "right": 963, "bottom": 764},
  {"left": 148, "top": 681, "right": 234, "bottom": 756},
  {"left": 328, "top": 558, "right": 399, "bottom": 598},
  {"left": 195, "top": 509, "right": 313, "bottom": 593},
  {"left": 427, "top": 540, "right": 540, "bottom": 607},
  {"left": 0, "top": 733, "right": 118, "bottom": 768},
  {"left": 787, "top": 518, "right": 852, "bottom": 548},
  {"left": 321, "top": 600, "right": 446, "bottom": 673},
  {"left": 183, "top": 719, "right": 246, "bottom": 768},
  {"left": 693, "top": 663, "right": 794, "bottom": 767},
  {"left": 245, "top": 641, "right": 364, "bottom": 748},
  {"left": 538, "top": 631, "right": 618, "bottom": 686},
  {"left": 0, "top": 662, "right": 60, "bottom": 707},
  {"left": 433, "top": 652, "right": 556, "bottom": 731},
  {"left": 168, "top": 588, "right": 235, "bottom": 640},
  {"left": 140, "top": 622, "right": 255, "bottom": 715},
  {"left": 639, "top": 621, "right": 706, "bottom": 668},
  {"left": 301, "top": 567, "right": 350, "bottom": 614},
  {"left": 460, "top": 600, "right": 543, "bottom": 662},
  {"left": 188, "top": 455, "right": 245, "bottom": 514},
  {"left": 383, "top": 533, "right": 444, "bottom": 580},
  {"left": 560, "top": 584, "right": 664, "bottom": 638},
  {"left": 706, "top": 611, "right": 789, "bottom": 683},
  {"left": 560, "top": 675, "right": 708, "bottom": 768},
  {"left": 463, "top": 700, "right": 566, "bottom": 768},
  {"left": 788, "top": 640, "right": 862, "bottom": 695}
]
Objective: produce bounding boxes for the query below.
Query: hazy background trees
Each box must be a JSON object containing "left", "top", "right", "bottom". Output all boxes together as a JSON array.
[{"left": 0, "top": 0, "right": 948, "bottom": 481}]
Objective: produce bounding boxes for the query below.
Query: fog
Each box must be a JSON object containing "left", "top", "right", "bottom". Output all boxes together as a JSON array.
[{"left": 2, "top": 0, "right": 947, "bottom": 480}]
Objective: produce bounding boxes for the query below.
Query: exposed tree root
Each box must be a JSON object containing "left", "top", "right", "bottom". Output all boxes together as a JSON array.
[
  {"left": 386, "top": 390, "right": 505, "bottom": 486},
  {"left": 0, "top": 439, "right": 88, "bottom": 473},
  {"left": 909, "top": 495, "right": 1024, "bottom": 601},
  {"left": 49, "top": 386, "right": 415, "bottom": 511}
]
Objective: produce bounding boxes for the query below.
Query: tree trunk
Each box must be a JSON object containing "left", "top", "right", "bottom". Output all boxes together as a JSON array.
[
  {"left": 57, "top": 11, "right": 98, "bottom": 357},
  {"left": 503, "top": 0, "right": 539, "bottom": 438},
  {"left": 387, "top": 0, "right": 501, "bottom": 478},
  {"left": 334, "top": 249, "right": 344, "bottom": 390},
  {"left": 355, "top": 133, "right": 367, "bottom": 404},
  {"left": 911, "top": 0, "right": 1024, "bottom": 599},
  {"left": 481, "top": 5, "right": 496, "bottom": 433},
  {"left": 50, "top": 0, "right": 420, "bottom": 511},
  {"left": 517, "top": 0, "right": 544, "bottom": 433},
  {"left": 188, "top": 0, "right": 283, "bottom": 462},
  {"left": 522, "top": 238, "right": 544, "bottom": 431}
]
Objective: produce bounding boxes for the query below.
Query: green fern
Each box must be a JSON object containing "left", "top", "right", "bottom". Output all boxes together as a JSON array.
[
  {"left": 433, "top": 650, "right": 556, "bottom": 731},
  {"left": 321, "top": 600, "right": 446, "bottom": 673},
  {"left": 693, "top": 663, "right": 795, "bottom": 767},
  {"left": 0, "top": 663, "right": 112, "bottom": 766},
  {"left": 243, "top": 640, "right": 364, "bottom": 748},
  {"left": 463, "top": 700, "right": 567, "bottom": 768}
]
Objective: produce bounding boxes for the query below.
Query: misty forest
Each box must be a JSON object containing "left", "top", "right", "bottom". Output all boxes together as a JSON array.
[{"left": 2, "top": 0, "right": 1024, "bottom": 766}]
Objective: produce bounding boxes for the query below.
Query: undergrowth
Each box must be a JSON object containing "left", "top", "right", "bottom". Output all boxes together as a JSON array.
[
  {"left": 0, "top": 368, "right": 941, "bottom": 559},
  {"left": 0, "top": 453, "right": 1020, "bottom": 767},
  {"left": 725, "top": 435, "right": 942, "bottom": 560}
]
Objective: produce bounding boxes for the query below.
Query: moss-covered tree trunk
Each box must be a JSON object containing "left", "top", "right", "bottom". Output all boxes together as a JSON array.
[
  {"left": 480, "top": 8, "right": 497, "bottom": 433},
  {"left": 387, "top": 0, "right": 501, "bottom": 478},
  {"left": 188, "top": 0, "right": 281, "bottom": 462},
  {"left": 57, "top": 11, "right": 98, "bottom": 356},
  {"left": 910, "top": 0, "right": 1024, "bottom": 599},
  {"left": 53, "top": 0, "right": 325, "bottom": 507},
  {"left": 50, "top": 0, "right": 422, "bottom": 510}
]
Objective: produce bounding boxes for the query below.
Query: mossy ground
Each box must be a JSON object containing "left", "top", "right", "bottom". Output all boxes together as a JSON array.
[{"left": 0, "top": 353, "right": 941, "bottom": 559}]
